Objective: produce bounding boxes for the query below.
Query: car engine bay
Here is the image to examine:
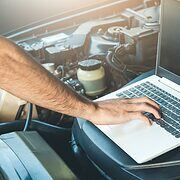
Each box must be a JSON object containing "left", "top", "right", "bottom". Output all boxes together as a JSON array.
[
  {"left": 0, "top": 0, "right": 160, "bottom": 125},
  {"left": 0, "top": 0, "right": 162, "bottom": 179}
]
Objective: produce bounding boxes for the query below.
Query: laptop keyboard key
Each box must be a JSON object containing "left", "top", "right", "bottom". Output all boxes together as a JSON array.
[{"left": 175, "top": 133, "right": 180, "bottom": 138}]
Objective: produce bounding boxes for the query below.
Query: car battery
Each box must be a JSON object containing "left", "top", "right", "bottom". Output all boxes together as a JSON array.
[{"left": 120, "top": 27, "right": 158, "bottom": 66}]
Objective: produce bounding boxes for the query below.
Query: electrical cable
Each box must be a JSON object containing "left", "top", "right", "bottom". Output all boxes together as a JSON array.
[
  {"left": 106, "top": 51, "right": 129, "bottom": 83},
  {"left": 23, "top": 103, "right": 33, "bottom": 131},
  {"left": 106, "top": 44, "right": 153, "bottom": 87}
]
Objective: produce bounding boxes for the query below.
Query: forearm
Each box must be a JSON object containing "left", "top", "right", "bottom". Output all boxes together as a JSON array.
[{"left": 0, "top": 37, "right": 96, "bottom": 120}]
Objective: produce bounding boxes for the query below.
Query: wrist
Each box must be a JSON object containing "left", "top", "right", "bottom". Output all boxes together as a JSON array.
[{"left": 79, "top": 101, "right": 98, "bottom": 121}]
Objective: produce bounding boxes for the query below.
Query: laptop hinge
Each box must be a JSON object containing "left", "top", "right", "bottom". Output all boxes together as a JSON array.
[{"left": 159, "top": 77, "right": 180, "bottom": 93}]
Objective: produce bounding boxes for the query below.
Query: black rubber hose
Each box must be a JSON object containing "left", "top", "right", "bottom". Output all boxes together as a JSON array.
[
  {"left": 0, "top": 119, "right": 70, "bottom": 135},
  {"left": 0, "top": 120, "right": 25, "bottom": 135}
]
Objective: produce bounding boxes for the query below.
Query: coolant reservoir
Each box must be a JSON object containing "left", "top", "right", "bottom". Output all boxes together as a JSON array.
[{"left": 77, "top": 59, "right": 106, "bottom": 96}]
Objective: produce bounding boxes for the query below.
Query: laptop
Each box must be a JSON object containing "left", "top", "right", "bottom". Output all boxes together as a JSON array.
[{"left": 97, "top": 0, "right": 180, "bottom": 164}]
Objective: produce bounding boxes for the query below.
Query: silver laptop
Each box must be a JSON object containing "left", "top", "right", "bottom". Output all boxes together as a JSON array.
[{"left": 97, "top": 0, "right": 180, "bottom": 164}]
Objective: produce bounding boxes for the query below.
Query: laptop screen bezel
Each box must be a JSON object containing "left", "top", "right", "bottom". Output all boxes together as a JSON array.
[{"left": 155, "top": 0, "right": 180, "bottom": 85}]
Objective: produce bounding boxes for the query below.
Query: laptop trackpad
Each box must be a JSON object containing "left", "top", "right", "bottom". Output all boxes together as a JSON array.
[
  {"left": 98, "top": 120, "right": 179, "bottom": 163},
  {"left": 99, "top": 119, "right": 149, "bottom": 138}
]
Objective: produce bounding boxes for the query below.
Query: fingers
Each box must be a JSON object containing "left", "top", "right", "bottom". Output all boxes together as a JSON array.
[
  {"left": 95, "top": 97, "right": 161, "bottom": 125},
  {"left": 126, "top": 112, "right": 152, "bottom": 126},
  {"left": 127, "top": 97, "right": 160, "bottom": 110},
  {"left": 125, "top": 102, "right": 161, "bottom": 119}
]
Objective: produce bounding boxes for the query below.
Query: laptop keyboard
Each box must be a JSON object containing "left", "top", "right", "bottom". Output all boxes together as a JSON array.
[{"left": 116, "top": 81, "right": 180, "bottom": 138}]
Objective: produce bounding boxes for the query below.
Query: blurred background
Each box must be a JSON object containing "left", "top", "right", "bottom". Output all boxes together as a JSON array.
[{"left": 0, "top": 0, "right": 116, "bottom": 34}]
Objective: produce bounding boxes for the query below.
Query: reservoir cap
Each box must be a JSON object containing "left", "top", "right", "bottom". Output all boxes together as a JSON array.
[{"left": 78, "top": 59, "right": 101, "bottom": 71}]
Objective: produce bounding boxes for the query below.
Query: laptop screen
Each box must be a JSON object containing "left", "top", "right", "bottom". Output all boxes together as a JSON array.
[{"left": 160, "top": 0, "right": 180, "bottom": 76}]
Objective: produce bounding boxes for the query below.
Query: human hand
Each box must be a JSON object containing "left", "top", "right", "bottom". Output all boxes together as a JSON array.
[{"left": 90, "top": 97, "right": 161, "bottom": 125}]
